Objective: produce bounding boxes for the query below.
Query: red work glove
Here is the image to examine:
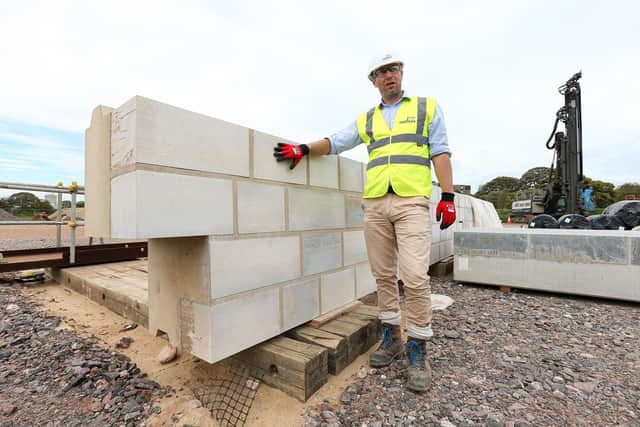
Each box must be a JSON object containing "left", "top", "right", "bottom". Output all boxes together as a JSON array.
[
  {"left": 436, "top": 192, "right": 456, "bottom": 230},
  {"left": 273, "top": 143, "right": 309, "bottom": 170}
]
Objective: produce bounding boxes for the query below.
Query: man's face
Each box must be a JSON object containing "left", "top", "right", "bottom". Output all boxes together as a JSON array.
[{"left": 370, "top": 63, "right": 403, "bottom": 99}]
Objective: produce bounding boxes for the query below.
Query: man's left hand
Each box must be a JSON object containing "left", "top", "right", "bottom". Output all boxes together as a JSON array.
[{"left": 436, "top": 192, "right": 456, "bottom": 230}]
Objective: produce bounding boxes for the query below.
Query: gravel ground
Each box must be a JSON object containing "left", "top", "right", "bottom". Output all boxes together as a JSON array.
[
  {"left": 0, "top": 279, "right": 165, "bottom": 426},
  {"left": 304, "top": 276, "right": 640, "bottom": 427}
]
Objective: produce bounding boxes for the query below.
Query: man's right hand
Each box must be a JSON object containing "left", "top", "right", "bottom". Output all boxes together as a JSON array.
[{"left": 273, "top": 143, "right": 309, "bottom": 170}]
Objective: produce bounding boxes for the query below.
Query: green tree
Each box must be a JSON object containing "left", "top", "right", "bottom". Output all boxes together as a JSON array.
[
  {"left": 614, "top": 182, "right": 640, "bottom": 200},
  {"left": 476, "top": 190, "right": 517, "bottom": 210},
  {"left": 76, "top": 201, "right": 85, "bottom": 208},
  {"left": 519, "top": 167, "right": 552, "bottom": 190},
  {"left": 62, "top": 200, "right": 72, "bottom": 209},
  {"left": 475, "top": 176, "right": 520, "bottom": 196},
  {"left": 1, "top": 192, "right": 55, "bottom": 216}
]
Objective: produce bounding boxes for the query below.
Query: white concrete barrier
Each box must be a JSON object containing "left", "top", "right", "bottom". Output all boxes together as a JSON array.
[{"left": 454, "top": 229, "right": 640, "bottom": 302}]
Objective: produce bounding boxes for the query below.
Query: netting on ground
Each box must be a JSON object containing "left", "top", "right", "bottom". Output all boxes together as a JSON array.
[{"left": 192, "top": 363, "right": 261, "bottom": 427}]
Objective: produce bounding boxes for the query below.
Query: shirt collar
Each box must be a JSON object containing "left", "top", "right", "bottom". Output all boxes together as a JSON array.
[{"left": 379, "top": 91, "right": 410, "bottom": 108}]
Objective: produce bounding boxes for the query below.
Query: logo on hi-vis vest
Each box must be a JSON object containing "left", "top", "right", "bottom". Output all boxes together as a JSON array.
[{"left": 399, "top": 116, "right": 417, "bottom": 124}]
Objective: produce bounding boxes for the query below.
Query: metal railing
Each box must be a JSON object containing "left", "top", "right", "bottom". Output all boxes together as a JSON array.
[{"left": 0, "top": 181, "right": 85, "bottom": 263}]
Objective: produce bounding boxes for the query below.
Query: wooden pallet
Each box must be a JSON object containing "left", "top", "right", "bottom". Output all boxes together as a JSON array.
[
  {"left": 429, "top": 255, "right": 454, "bottom": 277},
  {"left": 286, "top": 326, "right": 348, "bottom": 375},
  {"left": 229, "top": 336, "right": 328, "bottom": 402},
  {"left": 231, "top": 303, "right": 381, "bottom": 402}
]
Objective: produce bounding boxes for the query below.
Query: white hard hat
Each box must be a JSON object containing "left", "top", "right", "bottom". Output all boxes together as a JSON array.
[{"left": 368, "top": 52, "right": 404, "bottom": 77}]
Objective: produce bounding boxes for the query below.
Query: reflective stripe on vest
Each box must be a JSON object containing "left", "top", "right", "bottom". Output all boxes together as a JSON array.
[
  {"left": 357, "top": 96, "right": 435, "bottom": 198},
  {"left": 366, "top": 155, "right": 430, "bottom": 170}
]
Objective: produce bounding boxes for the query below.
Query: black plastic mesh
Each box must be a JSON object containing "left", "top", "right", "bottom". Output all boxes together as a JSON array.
[{"left": 193, "top": 364, "right": 261, "bottom": 427}]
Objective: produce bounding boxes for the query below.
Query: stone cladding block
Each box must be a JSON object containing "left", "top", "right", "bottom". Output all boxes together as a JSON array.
[
  {"left": 288, "top": 188, "right": 345, "bottom": 231},
  {"left": 302, "top": 233, "right": 342, "bottom": 276},
  {"left": 320, "top": 269, "right": 356, "bottom": 314},
  {"left": 237, "top": 181, "right": 285, "bottom": 234},
  {"left": 345, "top": 196, "right": 364, "bottom": 228},
  {"left": 85, "top": 105, "right": 112, "bottom": 238},
  {"left": 443, "top": 239, "right": 454, "bottom": 258},
  {"left": 355, "top": 262, "right": 376, "bottom": 298},
  {"left": 111, "top": 96, "right": 250, "bottom": 176},
  {"left": 463, "top": 207, "right": 473, "bottom": 223},
  {"left": 194, "top": 288, "right": 281, "bottom": 362},
  {"left": 339, "top": 157, "right": 364, "bottom": 192},
  {"left": 309, "top": 155, "right": 339, "bottom": 189},
  {"left": 282, "top": 279, "right": 320, "bottom": 330},
  {"left": 431, "top": 226, "right": 442, "bottom": 244},
  {"left": 343, "top": 230, "right": 368, "bottom": 265},
  {"left": 111, "top": 170, "right": 233, "bottom": 239},
  {"left": 253, "top": 130, "right": 307, "bottom": 184},
  {"left": 429, "top": 242, "right": 442, "bottom": 265},
  {"left": 210, "top": 236, "right": 300, "bottom": 299}
]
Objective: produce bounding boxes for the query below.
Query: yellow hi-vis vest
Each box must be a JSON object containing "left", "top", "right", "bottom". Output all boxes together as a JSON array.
[{"left": 357, "top": 96, "right": 436, "bottom": 198}]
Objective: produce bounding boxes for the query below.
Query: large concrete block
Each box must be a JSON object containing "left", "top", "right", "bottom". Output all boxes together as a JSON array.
[
  {"left": 454, "top": 229, "right": 640, "bottom": 302},
  {"left": 430, "top": 185, "right": 441, "bottom": 203},
  {"left": 343, "top": 230, "right": 367, "bottom": 265},
  {"left": 111, "top": 96, "right": 250, "bottom": 176},
  {"left": 282, "top": 279, "right": 320, "bottom": 330},
  {"left": 288, "top": 188, "right": 346, "bottom": 231},
  {"left": 84, "top": 105, "right": 113, "bottom": 238},
  {"left": 320, "top": 268, "right": 355, "bottom": 314},
  {"left": 431, "top": 226, "right": 441, "bottom": 244},
  {"left": 429, "top": 242, "right": 441, "bottom": 265},
  {"left": 253, "top": 131, "right": 307, "bottom": 184},
  {"left": 339, "top": 157, "right": 364, "bottom": 192},
  {"left": 111, "top": 97, "right": 136, "bottom": 169},
  {"left": 210, "top": 236, "right": 300, "bottom": 299},
  {"left": 237, "top": 181, "right": 285, "bottom": 234},
  {"left": 302, "top": 233, "right": 342, "bottom": 276},
  {"left": 346, "top": 196, "right": 364, "bottom": 228},
  {"left": 454, "top": 231, "right": 528, "bottom": 259},
  {"left": 633, "top": 237, "right": 640, "bottom": 265},
  {"left": 188, "top": 288, "right": 282, "bottom": 362},
  {"left": 355, "top": 262, "right": 376, "bottom": 298},
  {"left": 529, "top": 234, "right": 627, "bottom": 264},
  {"left": 309, "top": 155, "right": 339, "bottom": 189},
  {"left": 111, "top": 170, "right": 233, "bottom": 239},
  {"left": 442, "top": 239, "right": 454, "bottom": 259},
  {"left": 148, "top": 237, "right": 210, "bottom": 345}
]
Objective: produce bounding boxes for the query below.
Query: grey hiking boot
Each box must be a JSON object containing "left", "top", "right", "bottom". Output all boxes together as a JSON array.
[
  {"left": 406, "top": 339, "right": 432, "bottom": 392},
  {"left": 369, "top": 324, "right": 403, "bottom": 368}
]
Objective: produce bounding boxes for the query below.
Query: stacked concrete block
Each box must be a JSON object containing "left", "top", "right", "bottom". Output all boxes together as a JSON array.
[
  {"left": 453, "top": 229, "right": 640, "bottom": 302},
  {"left": 85, "top": 95, "right": 501, "bottom": 363}
]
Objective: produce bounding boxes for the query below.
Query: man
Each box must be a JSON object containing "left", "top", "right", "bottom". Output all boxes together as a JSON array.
[
  {"left": 581, "top": 183, "right": 595, "bottom": 212},
  {"left": 273, "top": 53, "right": 455, "bottom": 392}
]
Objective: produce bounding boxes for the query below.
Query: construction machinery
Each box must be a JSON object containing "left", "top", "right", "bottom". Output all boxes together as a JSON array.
[
  {"left": 511, "top": 72, "right": 585, "bottom": 219},
  {"left": 510, "top": 190, "right": 545, "bottom": 223}
]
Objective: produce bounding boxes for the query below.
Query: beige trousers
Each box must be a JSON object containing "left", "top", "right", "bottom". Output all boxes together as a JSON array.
[{"left": 362, "top": 194, "right": 432, "bottom": 331}]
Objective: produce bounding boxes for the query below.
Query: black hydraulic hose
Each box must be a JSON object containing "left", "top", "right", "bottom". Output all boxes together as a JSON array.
[{"left": 545, "top": 115, "right": 561, "bottom": 149}]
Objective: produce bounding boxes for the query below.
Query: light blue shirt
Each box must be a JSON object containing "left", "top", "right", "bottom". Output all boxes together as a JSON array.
[{"left": 328, "top": 94, "right": 451, "bottom": 157}]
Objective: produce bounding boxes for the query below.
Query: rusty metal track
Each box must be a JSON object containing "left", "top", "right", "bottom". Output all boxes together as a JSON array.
[{"left": 0, "top": 242, "right": 147, "bottom": 272}]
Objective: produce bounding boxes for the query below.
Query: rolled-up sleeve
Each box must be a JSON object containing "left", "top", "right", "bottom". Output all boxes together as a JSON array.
[
  {"left": 328, "top": 121, "right": 362, "bottom": 154},
  {"left": 428, "top": 103, "right": 451, "bottom": 157}
]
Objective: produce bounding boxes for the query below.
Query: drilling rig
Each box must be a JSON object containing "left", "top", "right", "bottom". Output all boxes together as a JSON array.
[
  {"left": 542, "top": 71, "right": 584, "bottom": 216},
  {"left": 511, "top": 72, "right": 585, "bottom": 221}
]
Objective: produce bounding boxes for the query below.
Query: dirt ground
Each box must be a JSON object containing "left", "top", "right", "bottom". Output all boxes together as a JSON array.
[
  {"left": 25, "top": 280, "right": 377, "bottom": 427},
  {"left": 0, "top": 224, "right": 86, "bottom": 241}
]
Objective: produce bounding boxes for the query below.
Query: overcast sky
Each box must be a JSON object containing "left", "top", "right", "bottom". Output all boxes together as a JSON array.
[{"left": 1, "top": 0, "right": 638, "bottom": 200}]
